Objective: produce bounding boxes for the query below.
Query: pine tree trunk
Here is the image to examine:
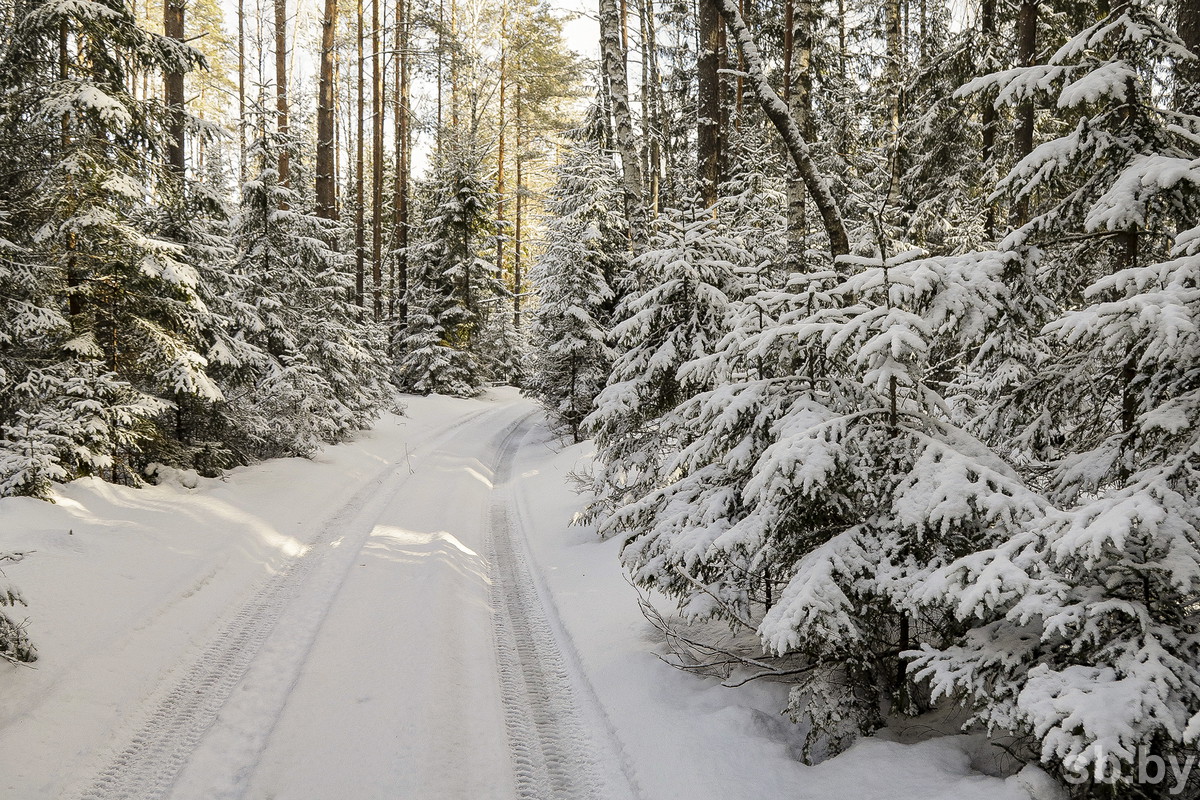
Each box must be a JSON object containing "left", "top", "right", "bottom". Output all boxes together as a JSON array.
[
  {"left": 600, "top": 0, "right": 647, "bottom": 251},
  {"left": 393, "top": 0, "right": 409, "bottom": 325},
  {"left": 716, "top": 0, "right": 849, "bottom": 258},
  {"left": 514, "top": 82, "right": 524, "bottom": 330},
  {"left": 275, "top": 0, "right": 290, "bottom": 185},
  {"left": 237, "top": 0, "right": 246, "bottom": 182},
  {"left": 371, "top": 0, "right": 384, "bottom": 320},
  {"left": 1117, "top": 78, "right": 1141, "bottom": 477},
  {"left": 718, "top": 16, "right": 732, "bottom": 177},
  {"left": 335, "top": 48, "right": 343, "bottom": 217},
  {"left": 837, "top": 0, "right": 846, "bottom": 81},
  {"left": 698, "top": 0, "right": 721, "bottom": 208},
  {"left": 496, "top": 7, "right": 507, "bottom": 282},
  {"left": 639, "top": 0, "right": 662, "bottom": 216},
  {"left": 142, "top": 23, "right": 149, "bottom": 105},
  {"left": 397, "top": 0, "right": 410, "bottom": 326},
  {"left": 316, "top": 0, "right": 339, "bottom": 219},
  {"left": 355, "top": 0, "right": 365, "bottom": 308},
  {"left": 838, "top": 0, "right": 854, "bottom": 159},
  {"left": 450, "top": 0, "right": 459, "bottom": 131},
  {"left": 388, "top": 0, "right": 396, "bottom": 327},
  {"left": 60, "top": 19, "right": 82, "bottom": 321},
  {"left": 437, "top": 0, "right": 444, "bottom": 153},
  {"left": 884, "top": 0, "right": 902, "bottom": 204},
  {"left": 570, "top": 355, "right": 580, "bottom": 443},
  {"left": 164, "top": 0, "right": 185, "bottom": 174},
  {"left": 129, "top": 0, "right": 139, "bottom": 100}
]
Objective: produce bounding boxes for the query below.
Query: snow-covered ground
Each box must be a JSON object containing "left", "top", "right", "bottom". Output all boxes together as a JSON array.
[{"left": 0, "top": 389, "right": 1040, "bottom": 799}]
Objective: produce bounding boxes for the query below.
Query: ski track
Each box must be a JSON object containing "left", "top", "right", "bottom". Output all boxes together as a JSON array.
[
  {"left": 72, "top": 406, "right": 497, "bottom": 800},
  {"left": 487, "top": 415, "right": 637, "bottom": 800}
]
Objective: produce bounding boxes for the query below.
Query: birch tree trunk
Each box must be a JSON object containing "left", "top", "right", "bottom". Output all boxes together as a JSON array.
[
  {"left": 716, "top": 0, "right": 849, "bottom": 258},
  {"left": 355, "top": 0, "right": 365, "bottom": 308},
  {"left": 784, "top": 0, "right": 813, "bottom": 268},
  {"left": 315, "top": 0, "right": 339, "bottom": 219},
  {"left": 371, "top": 0, "right": 383, "bottom": 320},
  {"left": 274, "top": 0, "right": 290, "bottom": 185},
  {"left": 164, "top": 0, "right": 185, "bottom": 174},
  {"left": 600, "top": 0, "right": 647, "bottom": 252}
]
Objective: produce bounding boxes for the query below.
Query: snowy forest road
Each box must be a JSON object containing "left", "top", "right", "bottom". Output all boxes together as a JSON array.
[
  {"left": 3, "top": 391, "right": 1036, "bottom": 800},
  {"left": 60, "top": 396, "right": 631, "bottom": 800}
]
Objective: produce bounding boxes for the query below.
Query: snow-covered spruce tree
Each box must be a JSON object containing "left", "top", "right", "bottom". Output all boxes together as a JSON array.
[
  {"left": 583, "top": 209, "right": 747, "bottom": 524},
  {"left": 224, "top": 121, "right": 390, "bottom": 458},
  {"left": 0, "top": 358, "right": 162, "bottom": 498},
  {"left": 713, "top": 127, "right": 791, "bottom": 287},
  {"left": 397, "top": 280, "right": 474, "bottom": 396},
  {"left": 601, "top": 157, "right": 790, "bottom": 602},
  {"left": 147, "top": 135, "right": 255, "bottom": 475},
  {"left": 525, "top": 227, "right": 612, "bottom": 440},
  {"left": 909, "top": 5, "right": 1200, "bottom": 793},
  {"left": 0, "top": 213, "right": 154, "bottom": 497},
  {"left": 396, "top": 142, "right": 498, "bottom": 396},
  {"left": 0, "top": 552, "right": 36, "bottom": 664},
  {"left": 613, "top": 223, "right": 1046, "bottom": 761},
  {"left": 525, "top": 135, "right": 624, "bottom": 441},
  {"left": 477, "top": 305, "right": 527, "bottom": 387},
  {"left": 0, "top": 0, "right": 224, "bottom": 496}
]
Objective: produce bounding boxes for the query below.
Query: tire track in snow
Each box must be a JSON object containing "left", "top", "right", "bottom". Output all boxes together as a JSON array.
[
  {"left": 73, "top": 406, "right": 499, "bottom": 800},
  {"left": 487, "top": 416, "right": 639, "bottom": 800}
]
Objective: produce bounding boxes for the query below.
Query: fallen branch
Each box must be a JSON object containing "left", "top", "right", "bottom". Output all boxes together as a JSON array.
[{"left": 637, "top": 591, "right": 813, "bottom": 688}]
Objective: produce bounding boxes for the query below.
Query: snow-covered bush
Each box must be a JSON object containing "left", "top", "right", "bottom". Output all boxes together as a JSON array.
[
  {"left": 0, "top": 553, "right": 36, "bottom": 664},
  {"left": 478, "top": 305, "right": 528, "bottom": 388}
]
